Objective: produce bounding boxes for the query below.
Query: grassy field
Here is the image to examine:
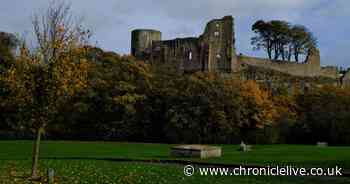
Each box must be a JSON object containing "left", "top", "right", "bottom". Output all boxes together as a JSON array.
[{"left": 0, "top": 141, "right": 349, "bottom": 184}]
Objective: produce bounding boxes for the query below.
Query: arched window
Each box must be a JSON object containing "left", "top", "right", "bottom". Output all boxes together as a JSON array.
[{"left": 188, "top": 51, "right": 193, "bottom": 61}]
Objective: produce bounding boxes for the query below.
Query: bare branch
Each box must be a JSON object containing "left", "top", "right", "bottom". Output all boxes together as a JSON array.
[{"left": 32, "top": 0, "right": 90, "bottom": 64}]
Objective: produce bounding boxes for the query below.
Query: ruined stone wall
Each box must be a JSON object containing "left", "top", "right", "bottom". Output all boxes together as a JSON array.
[
  {"left": 145, "top": 16, "right": 236, "bottom": 73},
  {"left": 200, "top": 16, "right": 236, "bottom": 72},
  {"left": 236, "top": 49, "right": 322, "bottom": 77},
  {"left": 151, "top": 38, "right": 203, "bottom": 72},
  {"left": 342, "top": 71, "right": 350, "bottom": 87},
  {"left": 320, "top": 66, "right": 339, "bottom": 79},
  {"left": 131, "top": 29, "right": 161, "bottom": 60}
]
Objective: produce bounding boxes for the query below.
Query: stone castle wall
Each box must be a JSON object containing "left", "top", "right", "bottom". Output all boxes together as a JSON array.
[
  {"left": 131, "top": 29, "right": 161, "bottom": 60},
  {"left": 320, "top": 66, "right": 339, "bottom": 79},
  {"left": 199, "top": 16, "right": 236, "bottom": 72},
  {"left": 151, "top": 38, "right": 202, "bottom": 72},
  {"left": 134, "top": 16, "right": 236, "bottom": 73},
  {"left": 235, "top": 49, "right": 322, "bottom": 78},
  {"left": 131, "top": 15, "right": 339, "bottom": 79},
  {"left": 342, "top": 71, "right": 350, "bottom": 87}
]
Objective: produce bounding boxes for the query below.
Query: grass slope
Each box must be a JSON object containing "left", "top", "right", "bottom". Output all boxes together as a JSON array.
[
  {"left": 1, "top": 141, "right": 349, "bottom": 168},
  {"left": 0, "top": 141, "right": 349, "bottom": 184}
]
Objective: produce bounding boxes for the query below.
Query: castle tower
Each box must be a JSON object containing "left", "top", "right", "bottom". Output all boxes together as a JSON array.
[
  {"left": 200, "top": 16, "right": 237, "bottom": 72},
  {"left": 131, "top": 29, "right": 161, "bottom": 60}
]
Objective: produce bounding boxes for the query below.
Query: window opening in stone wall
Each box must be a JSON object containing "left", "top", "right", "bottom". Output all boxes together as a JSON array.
[
  {"left": 154, "top": 46, "right": 161, "bottom": 51},
  {"left": 189, "top": 51, "right": 193, "bottom": 61},
  {"left": 214, "top": 31, "right": 219, "bottom": 36}
]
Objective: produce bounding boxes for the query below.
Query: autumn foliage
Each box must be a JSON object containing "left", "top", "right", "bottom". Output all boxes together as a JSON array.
[{"left": 1, "top": 44, "right": 350, "bottom": 145}]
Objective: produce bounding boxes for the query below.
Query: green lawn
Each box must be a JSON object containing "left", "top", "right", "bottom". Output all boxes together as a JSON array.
[{"left": 0, "top": 141, "right": 349, "bottom": 184}]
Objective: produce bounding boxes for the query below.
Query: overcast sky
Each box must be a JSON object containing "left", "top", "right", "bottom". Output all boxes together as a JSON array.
[{"left": 0, "top": 0, "right": 349, "bottom": 67}]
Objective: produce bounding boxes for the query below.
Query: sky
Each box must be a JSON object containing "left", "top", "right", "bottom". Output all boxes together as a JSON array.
[{"left": 0, "top": 0, "right": 349, "bottom": 68}]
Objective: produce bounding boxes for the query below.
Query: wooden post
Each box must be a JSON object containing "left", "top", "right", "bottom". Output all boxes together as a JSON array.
[{"left": 47, "top": 168, "right": 54, "bottom": 184}]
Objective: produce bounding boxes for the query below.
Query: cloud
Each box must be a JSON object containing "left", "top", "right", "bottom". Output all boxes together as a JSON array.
[
  {"left": 155, "top": 0, "right": 321, "bottom": 21},
  {"left": 312, "top": 0, "right": 350, "bottom": 18}
]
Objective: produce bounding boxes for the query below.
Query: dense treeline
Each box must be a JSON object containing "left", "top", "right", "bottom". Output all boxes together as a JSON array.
[{"left": 1, "top": 45, "right": 350, "bottom": 145}]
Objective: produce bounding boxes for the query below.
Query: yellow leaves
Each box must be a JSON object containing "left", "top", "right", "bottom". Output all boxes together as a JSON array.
[
  {"left": 1, "top": 44, "right": 92, "bottom": 112},
  {"left": 239, "top": 80, "right": 277, "bottom": 128},
  {"left": 272, "top": 94, "right": 297, "bottom": 121},
  {"left": 52, "top": 56, "right": 91, "bottom": 98},
  {"left": 113, "top": 94, "right": 145, "bottom": 106},
  {"left": 240, "top": 80, "right": 269, "bottom": 106},
  {"left": 1, "top": 57, "right": 36, "bottom": 106},
  {"left": 112, "top": 93, "right": 145, "bottom": 114},
  {"left": 320, "top": 84, "right": 350, "bottom": 96}
]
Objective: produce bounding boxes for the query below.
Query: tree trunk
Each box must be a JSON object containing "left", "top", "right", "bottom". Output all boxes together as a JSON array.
[
  {"left": 279, "top": 43, "right": 285, "bottom": 61},
  {"left": 31, "top": 127, "right": 43, "bottom": 179},
  {"left": 274, "top": 45, "right": 278, "bottom": 60},
  {"left": 287, "top": 46, "right": 292, "bottom": 61},
  {"left": 267, "top": 41, "right": 272, "bottom": 60},
  {"left": 295, "top": 53, "right": 299, "bottom": 63},
  {"left": 267, "top": 46, "right": 272, "bottom": 60},
  {"left": 294, "top": 48, "right": 299, "bottom": 63}
]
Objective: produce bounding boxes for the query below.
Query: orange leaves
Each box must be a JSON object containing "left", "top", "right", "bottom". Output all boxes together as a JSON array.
[
  {"left": 272, "top": 94, "right": 297, "bottom": 121},
  {"left": 240, "top": 80, "right": 269, "bottom": 106},
  {"left": 237, "top": 80, "right": 298, "bottom": 128},
  {"left": 320, "top": 84, "right": 350, "bottom": 96},
  {"left": 238, "top": 80, "right": 277, "bottom": 128}
]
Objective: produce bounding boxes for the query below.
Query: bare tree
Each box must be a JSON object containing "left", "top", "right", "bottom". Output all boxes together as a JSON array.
[
  {"left": 33, "top": 1, "right": 90, "bottom": 65},
  {"left": 29, "top": 1, "right": 90, "bottom": 179}
]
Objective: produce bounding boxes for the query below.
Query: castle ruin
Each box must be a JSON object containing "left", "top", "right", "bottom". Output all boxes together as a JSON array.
[{"left": 131, "top": 16, "right": 339, "bottom": 80}]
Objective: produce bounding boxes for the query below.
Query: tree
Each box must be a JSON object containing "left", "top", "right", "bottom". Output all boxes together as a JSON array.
[
  {"left": 1, "top": 1, "right": 91, "bottom": 179},
  {"left": 296, "top": 86, "right": 350, "bottom": 144},
  {"left": 251, "top": 20, "right": 317, "bottom": 62},
  {"left": 71, "top": 49, "right": 151, "bottom": 140},
  {"left": 251, "top": 20, "right": 274, "bottom": 60},
  {"left": 289, "top": 25, "right": 317, "bottom": 62},
  {"left": 0, "top": 32, "right": 18, "bottom": 72},
  {"left": 252, "top": 20, "right": 290, "bottom": 60},
  {"left": 270, "top": 20, "right": 290, "bottom": 61},
  {"left": 238, "top": 80, "right": 276, "bottom": 130}
]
